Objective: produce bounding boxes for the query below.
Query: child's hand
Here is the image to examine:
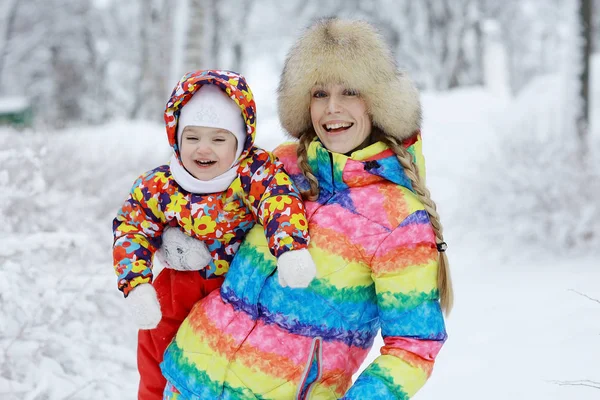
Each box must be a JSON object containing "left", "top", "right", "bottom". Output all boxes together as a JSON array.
[
  {"left": 126, "top": 284, "right": 162, "bottom": 329},
  {"left": 276, "top": 249, "right": 317, "bottom": 288},
  {"left": 156, "top": 227, "right": 212, "bottom": 271}
]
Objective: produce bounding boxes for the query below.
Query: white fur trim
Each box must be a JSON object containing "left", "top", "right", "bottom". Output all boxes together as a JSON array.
[
  {"left": 169, "top": 154, "right": 238, "bottom": 194},
  {"left": 276, "top": 249, "right": 317, "bottom": 288},
  {"left": 126, "top": 284, "right": 162, "bottom": 330}
]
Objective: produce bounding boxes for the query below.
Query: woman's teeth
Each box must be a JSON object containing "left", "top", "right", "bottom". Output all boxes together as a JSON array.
[{"left": 324, "top": 122, "right": 352, "bottom": 132}]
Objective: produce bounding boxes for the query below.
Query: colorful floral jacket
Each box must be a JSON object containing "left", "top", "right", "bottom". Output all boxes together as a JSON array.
[
  {"left": 112, "top": 71, "right": 309, "bottom": 296},
  {"left": 160, "top": 136, "right": 447, "bottom": 399}
]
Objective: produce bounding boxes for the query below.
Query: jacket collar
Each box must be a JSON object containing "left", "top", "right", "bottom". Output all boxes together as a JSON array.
[{"left": 307, "top": 139, "right": 415, "bottom": 194}]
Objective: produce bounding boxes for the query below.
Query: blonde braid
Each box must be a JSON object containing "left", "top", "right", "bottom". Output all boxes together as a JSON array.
[
  {"left": 383, "top": 135, "right": 454, "bottom": 315},
  {"left": 296, "top": 131, "right": 320, "bottom": 201}
]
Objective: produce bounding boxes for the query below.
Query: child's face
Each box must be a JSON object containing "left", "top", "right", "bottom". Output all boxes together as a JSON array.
[{"left": 180, "top": 126, "right": 238, "bottom": 180}]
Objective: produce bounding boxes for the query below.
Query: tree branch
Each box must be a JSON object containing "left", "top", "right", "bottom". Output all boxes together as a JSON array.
[
  {"left": 569, "top": 289, "right": 600, "bottom": 305},
  {"left": 550, "top": 379, "right": 600, "bottom": 389}
]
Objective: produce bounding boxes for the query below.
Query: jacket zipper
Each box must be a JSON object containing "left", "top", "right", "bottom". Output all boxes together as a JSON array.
[{"left": 296, "top": 337, "right": 323, "bottom": 400}]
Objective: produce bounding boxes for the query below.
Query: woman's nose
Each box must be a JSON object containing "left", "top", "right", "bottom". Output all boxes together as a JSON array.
[{"left": 326, "top": 96, "right": 341, "bottom": 114}]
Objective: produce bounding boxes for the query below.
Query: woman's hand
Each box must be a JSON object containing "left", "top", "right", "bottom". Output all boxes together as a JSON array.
[{"left": 156, "top": 226, "right": 212, "bottom": 271}]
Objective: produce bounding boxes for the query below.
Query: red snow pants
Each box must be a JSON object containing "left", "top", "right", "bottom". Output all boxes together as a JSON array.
[{"left": 136, "top": 269, "right": 224, "bottom": 400}]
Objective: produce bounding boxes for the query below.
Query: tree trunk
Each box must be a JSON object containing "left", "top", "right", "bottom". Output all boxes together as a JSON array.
[
  {"left": 132, "top": 0, "right": 169, "bottom": 120},
  {"left": 231, "top": 0, "right": 254, "bottom": 72},
  {"left": 577, "top": 0, "right": 592, "bottom": 145},
  {"left": 0, "top": 0, "right": 20, "bottom": 94},
  {"left": 131, "top": 2, "right": 150, "bottom": 119},
  {"left": 186, "top": 0, "right": 208, "bottom": 71}
]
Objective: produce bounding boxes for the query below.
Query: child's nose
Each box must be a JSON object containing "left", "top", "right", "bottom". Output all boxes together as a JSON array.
[{"left": 195, "top": 142, "right": 212, "bottom": 153}]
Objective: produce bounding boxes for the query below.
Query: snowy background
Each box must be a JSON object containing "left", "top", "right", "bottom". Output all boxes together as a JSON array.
[{"left": 1, "top": 0, "right": 600, "bottom": 399}]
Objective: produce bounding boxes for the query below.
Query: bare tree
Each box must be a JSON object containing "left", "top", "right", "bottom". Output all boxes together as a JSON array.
[
  {"left": 480, "top": 0, "right": 566, "bottom": 95},
  {"left": 184, "top": 0, "right": 209, "bottom": 71},
  {"left": 594, "top": 2, "right": 599, "bottom": 52},
  {"left": 577, "top": 0, "right": 592, "bottom": 145},
  {"left": 202, "top": 0, "right": 255, "bottom": 72},
  {"left": 131, "top": 0, "right": 171, "bottom": 120},
  {"left": 45, "top": 0, "right": 98, "bottom": 128},
  {"left": 338, "top": 0, "right": 484, "bottom": 90},
  {"left": 0, "top": 0, "right": 19, "bottom": 94},
  {"left": 231, "top": 0, "right": 254, "bottom": 72}
]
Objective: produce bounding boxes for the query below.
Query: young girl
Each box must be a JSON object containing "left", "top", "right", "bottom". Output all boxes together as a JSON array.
[{"left": 112, "top": 70, "right": 316, "bottom": 399}]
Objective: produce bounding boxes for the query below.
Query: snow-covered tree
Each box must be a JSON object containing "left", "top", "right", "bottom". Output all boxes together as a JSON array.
[
  {"left": 480, "top": 0, "right": 568, "bottom": 94},
  {"left": 471, "top": 0, "right": 600, "bottom": 253},
  {"left": 578, "top": 0, "right": 592, "bottom": 145},
  {"left": 265, "top": 0, "right": 485, "bottom": 90}
]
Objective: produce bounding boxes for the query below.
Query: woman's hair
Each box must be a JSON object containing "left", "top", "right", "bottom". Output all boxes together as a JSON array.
[
  {"left": 380, "top": 133, "right": 453, "bottom": 315},
  {"left": 296, "top": 128, "right": 454, "bottom": 314},
  {"left": 296, "top": 129, "right": 319, "bottom": 201}
]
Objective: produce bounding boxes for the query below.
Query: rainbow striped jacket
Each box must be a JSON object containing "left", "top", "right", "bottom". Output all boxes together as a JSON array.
[
  {"left": 112, "top": 71, "right": 309, "bottom": 296},
  {"left": 160, "top": 137, "right": 447, "bottom": 399}
]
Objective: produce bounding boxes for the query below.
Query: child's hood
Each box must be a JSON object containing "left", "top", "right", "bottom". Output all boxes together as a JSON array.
[{"left": 164, "top": 70, "right": 257, "bottom": 164}]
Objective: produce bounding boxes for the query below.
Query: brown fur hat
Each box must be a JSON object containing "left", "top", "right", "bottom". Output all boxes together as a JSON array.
[{"left": 278, "top": 18, "right": 422, "bottom": 141}]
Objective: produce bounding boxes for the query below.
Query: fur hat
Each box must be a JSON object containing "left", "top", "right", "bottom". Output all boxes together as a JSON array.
[{"left": 278, "top": 18, "right": 421, "bottom": 141}]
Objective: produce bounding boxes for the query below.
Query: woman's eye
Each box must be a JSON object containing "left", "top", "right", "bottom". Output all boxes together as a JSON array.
[
  {"left": 343, "top": 89, "right": 359, "bottom": 96},
  {"left": 312, "top": 90, "right": 327, "bottom": 98}
]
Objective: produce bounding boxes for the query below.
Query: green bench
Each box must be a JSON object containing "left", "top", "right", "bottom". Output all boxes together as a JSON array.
[{"left": 0, "top": 97, "right": 33, "bottom": 128}]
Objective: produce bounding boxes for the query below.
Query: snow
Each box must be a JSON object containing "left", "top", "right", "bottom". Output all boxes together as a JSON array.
[
  {"left": 2, "top": 66, "right": 600, "bottom": 400},
  {"left": 422, "top": 252, "right": 600, "bottom": 399},
  {"left": 0, "top": 97, "right": 29, "bottom": 113}
]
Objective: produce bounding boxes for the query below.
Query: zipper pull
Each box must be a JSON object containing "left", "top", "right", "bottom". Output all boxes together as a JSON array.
[{"left": 364, "top": 160, "right": 380, "bottom": 171}]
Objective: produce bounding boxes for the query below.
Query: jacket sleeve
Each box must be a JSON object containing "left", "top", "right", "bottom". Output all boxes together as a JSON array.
[
  {"left": 112, "top": 172, "right": 167, "bottom": 297},
  {"left": 239, "top": 149, "right": 310, "bottom": 257},
  {"left": 343, "top": 206, "right": 447, "bottom": 399}
]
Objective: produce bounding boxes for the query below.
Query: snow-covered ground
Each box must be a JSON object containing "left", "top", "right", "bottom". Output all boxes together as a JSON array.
[
  {"left": 1, "top": 75, "right": 599, "bottom": 399},
  {"left": 424, "top": 251, "right": 599, "bottom": 399}
]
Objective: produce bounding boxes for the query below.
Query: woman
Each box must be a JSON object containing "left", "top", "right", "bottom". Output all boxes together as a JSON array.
[{"left": 160, "top": 18, "right": 452, "bottom": 399}]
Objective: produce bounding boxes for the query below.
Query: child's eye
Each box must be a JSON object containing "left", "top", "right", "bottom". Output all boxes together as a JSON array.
[
  {"left": 213, "top": 138, "right": 226, "bottom": 142},
  {"left": 186, "top": 136, "right": 198, "bottom": 141},
  {"left": 312, "top": 90, "right": 327, "bottom": 98}
]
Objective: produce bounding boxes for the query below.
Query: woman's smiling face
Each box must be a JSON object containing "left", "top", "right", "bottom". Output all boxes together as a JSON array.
[{"left": 310, "top": 83, "right": 372, "bottom": 154}]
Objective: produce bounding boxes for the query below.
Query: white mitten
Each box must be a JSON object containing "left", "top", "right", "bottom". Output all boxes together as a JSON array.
[
  {"left": 126, "top": 284, "right": 162, "bottom": 330},
  {"left": 156, "top": 227, "right": 212, "bottom": 271},
  {"left": 276, "top": 249, "right": 317, "bottom": 288}
]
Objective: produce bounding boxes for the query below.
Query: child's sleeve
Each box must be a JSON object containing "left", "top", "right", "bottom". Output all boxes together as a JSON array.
[
  {"left": 343, "top": 203, "right": 447, "bottom": 399},
  {"left": 112, "top": 172, "right": 167, "bottom": 297},
  {"left": 240, "top": 150, "right": 309, "bottom": 257}
]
